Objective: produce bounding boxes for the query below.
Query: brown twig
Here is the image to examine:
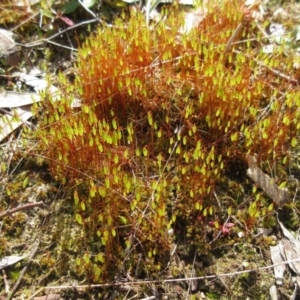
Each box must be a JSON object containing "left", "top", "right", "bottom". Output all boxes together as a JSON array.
[{"left": 0, "top": 202, "right": 44, "bottom": 219}]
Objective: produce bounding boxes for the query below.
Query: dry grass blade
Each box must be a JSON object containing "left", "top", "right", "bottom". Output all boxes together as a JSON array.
[{"left": 33, "top": 294, "right": 61, "bottom": 300}]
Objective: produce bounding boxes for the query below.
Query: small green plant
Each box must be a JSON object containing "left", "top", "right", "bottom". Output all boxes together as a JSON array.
[{"left": 33, "top": 0, "right": 300, "bottom": 280}]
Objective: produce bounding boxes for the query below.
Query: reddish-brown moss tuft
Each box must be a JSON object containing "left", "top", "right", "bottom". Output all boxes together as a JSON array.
[{"left": 35, "top": 0, "right": 300, "bottom": 280}]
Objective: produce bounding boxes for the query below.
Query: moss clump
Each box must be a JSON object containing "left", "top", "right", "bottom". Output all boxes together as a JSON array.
[{"left": 34, "top": 0, "right": 300, "bottom": 280}]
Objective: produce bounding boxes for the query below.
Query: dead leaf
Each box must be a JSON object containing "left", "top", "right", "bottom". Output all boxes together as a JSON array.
[
  {"left": 20, "top": 74, "right": 58, "bottom": 94},
  {"left": 270, "top": 242, "right": 286, "bottom": 285},
  {"left": 0, "top": 72, "right": 81, "bottom": 142},
  {"left": 0, "top": 255, "right": 27, "bottom": 270},
  {"left": 0, "top": 91, "right": 41, "bottom": 108},
  {"left": 277, "top": 218, "right": 300, "bottom": 277},
  {"left": 282, "top": 239, "right": 300, "bottom": 275},
  {"left": 0, "top": 106, "right": 32, "bottom": 141},
  {"left": 0, "top": 29, "right": 16, "bottom": 57},
  {"left": 247, "top": 155, "right": 289, "bottom": 206}
]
